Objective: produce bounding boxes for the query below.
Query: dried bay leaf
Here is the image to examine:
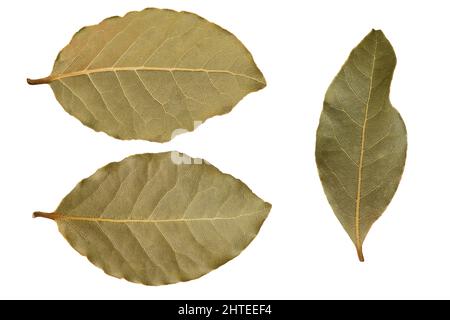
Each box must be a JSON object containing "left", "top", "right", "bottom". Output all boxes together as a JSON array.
[
  {"left": 315, "top": 30, "right": 407, "bottom": 261},
  {"left": 34, "top": 152, "right": 271, "bottom": 285},
  {"left": 27, "top": 8, "right": 266, "bottom": 142}
]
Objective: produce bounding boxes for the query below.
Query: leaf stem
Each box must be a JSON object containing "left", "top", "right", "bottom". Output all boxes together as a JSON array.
[
  {"left": 33, "top": 211, "right": 60, "bottom": 220},
  {"left": 27, "top": 76, "right": 52, "bottom": 85},
  {"left": 356, "top": 245, "right": 365, "bottom": 262}
]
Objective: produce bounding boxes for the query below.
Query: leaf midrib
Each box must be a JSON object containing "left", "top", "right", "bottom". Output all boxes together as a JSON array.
[
  {"left": 47, "top": 66, "right": 265, "bottom": 85},
  {"left": 354, "top": 34, "right": 378, "bottom": 260},
  {"left": 52, "top": 210, "right": 266, "bottom": 224}
]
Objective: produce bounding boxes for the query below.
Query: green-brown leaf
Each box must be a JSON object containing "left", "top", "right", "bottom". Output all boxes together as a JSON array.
[
  {"left": 27, "top": 8, "right": 266, "bottom": 142},
  {"left": 315, "top": 30, "right": 407, "bottom": 261},
  {"left": 34, "top": 152, "right": 271, "bottom": 285}
]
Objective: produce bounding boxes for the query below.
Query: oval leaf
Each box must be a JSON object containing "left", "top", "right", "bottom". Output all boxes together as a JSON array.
[
  {"left": 315, "top": 30, "right": 407, "bottom": 261},
  {"left": 34, "top": 152, "right": 271, "bottom": 285},
  {"left": 27, "top": 8, "right": 266, "bottom": 142}
]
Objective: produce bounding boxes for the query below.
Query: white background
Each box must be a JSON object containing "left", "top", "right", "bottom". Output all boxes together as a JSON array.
[{"left": 1, "top": 0, "right": 449, "bottom": 299}]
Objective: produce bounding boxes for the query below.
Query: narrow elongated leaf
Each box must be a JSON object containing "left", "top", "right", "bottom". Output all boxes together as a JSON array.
[
  {"left": 315, "top": 30, "right": 407, "bottom": 261},
  {"left": 34, "top": 152, "right": 271, "bottom": 285},
  {"left": 27, "top": 8, "right": 266, "bottom": 142}
]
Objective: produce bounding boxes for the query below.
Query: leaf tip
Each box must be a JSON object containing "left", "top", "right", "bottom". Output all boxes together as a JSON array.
[{"left": 370, "top": 29, "right": 385, "bottom": 37}]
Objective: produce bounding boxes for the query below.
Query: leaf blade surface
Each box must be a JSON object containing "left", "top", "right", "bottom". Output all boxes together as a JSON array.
[
  {"left": 28, "top": 9, "right": 266, "bottom": 142},
  {"left": 315, "top": 30, "right": 407, "bottom": 261},
  {"left": 35, "top": 152, "right": 271, "bottom": 285}
]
